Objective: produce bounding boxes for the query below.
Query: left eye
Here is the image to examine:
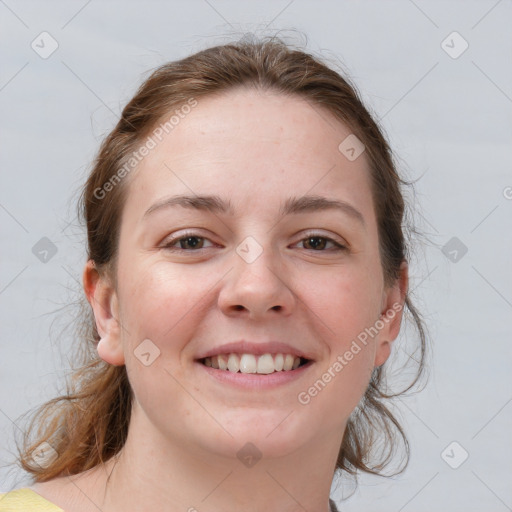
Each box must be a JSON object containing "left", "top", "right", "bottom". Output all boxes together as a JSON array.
[{"left": 297, "top": 235, "right": 345, "bottom": 251}]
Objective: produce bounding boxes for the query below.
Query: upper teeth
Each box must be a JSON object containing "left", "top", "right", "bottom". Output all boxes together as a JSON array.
[{"left": 203, "top": 353, "right": 302, "bottom": 374}]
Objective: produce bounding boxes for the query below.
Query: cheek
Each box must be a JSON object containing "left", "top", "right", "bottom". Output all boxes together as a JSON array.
[
  {"left": 116, "top": 263, "right": 209, "bottom": 428},
  {"left": 116, "top": 257, "right": 235, "bottom": 401},
  {"left": 295, "top": 266, "right": 381, "bottom": 410},
  {"left": 299, "top": 262, "right": 383, "bottom": 343},
  {"left": 118, "top": 260, "right": 205, "bottom": 333}
]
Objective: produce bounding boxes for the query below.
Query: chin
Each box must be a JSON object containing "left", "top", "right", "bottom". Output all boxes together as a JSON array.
[{"left": 199, "top": 407, "right": 314, "bottom": 459}]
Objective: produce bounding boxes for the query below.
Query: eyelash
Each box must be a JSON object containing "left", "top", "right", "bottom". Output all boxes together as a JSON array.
[{"left": 161, "top": 231, "right": 347, "bottom": 253}]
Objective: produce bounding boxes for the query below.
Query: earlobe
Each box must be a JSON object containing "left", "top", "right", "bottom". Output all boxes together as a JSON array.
[
  {"left": 374, "top": 261, "right": 409, "bottom": 367},
  {"left": 97, "top": 333, "right": 125, "bottom": 366},
  {"left": 374, "top": 340, "right": 392, "bottom": 367},
  {"left": 82, "top": 260, "right": 125, "bottom": 366}
]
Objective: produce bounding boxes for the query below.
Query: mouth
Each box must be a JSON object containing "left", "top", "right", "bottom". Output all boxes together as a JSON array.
[{"left": 198, "top": 353, "right": 311, "bottom": 374}]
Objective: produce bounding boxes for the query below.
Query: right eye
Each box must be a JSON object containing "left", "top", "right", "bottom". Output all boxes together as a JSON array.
[{"left": 161, "top": 232, "right": 215, "bottom": 252}]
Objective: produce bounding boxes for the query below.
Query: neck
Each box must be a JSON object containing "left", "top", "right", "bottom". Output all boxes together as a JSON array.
[{"left": 84, "top": 404, "right": 342, "bottom": 512}]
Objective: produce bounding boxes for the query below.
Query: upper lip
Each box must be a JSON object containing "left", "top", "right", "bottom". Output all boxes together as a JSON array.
[{"left": 195, "top": 340, "right": 314, "bottom": 360}]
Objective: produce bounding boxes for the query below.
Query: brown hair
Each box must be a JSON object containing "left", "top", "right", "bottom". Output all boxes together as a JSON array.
[{"left": 12, "top": 35, "right": 427, "bottom": 487}]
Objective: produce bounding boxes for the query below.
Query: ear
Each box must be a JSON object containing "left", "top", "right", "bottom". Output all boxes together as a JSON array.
[
  {"left": 374, "top": 261, "right": 408, "bottom": 367},
  {"left": 82, "top": 260, "right": 125, "bottom": 366}
]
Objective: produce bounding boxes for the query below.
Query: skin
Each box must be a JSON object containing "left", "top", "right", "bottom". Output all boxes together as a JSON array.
[{"left": 30, "top": 87, "right": 407, "bottom": 512}]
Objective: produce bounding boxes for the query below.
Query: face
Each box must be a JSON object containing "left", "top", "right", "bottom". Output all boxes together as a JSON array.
[{"left": 86, "top": 87, "right": 406, "bottom": 462}]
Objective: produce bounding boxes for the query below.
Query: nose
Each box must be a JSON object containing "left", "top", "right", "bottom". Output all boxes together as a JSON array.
[{"left": 217, "top": 239, "right": 296, "bottom": 320}]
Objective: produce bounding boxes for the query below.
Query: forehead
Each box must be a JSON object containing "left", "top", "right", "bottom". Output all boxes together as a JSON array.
[{"left": 123, "top": 87, "right": 374, "bottom": 221}]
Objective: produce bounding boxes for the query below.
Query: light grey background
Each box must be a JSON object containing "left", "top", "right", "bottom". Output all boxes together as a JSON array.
[{"left": 1, "top": 1, "right": 511, "bottom": 510}]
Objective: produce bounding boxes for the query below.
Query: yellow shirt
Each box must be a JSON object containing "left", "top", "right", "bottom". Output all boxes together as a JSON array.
[
  {"left": 1, "top": 487, "right": 340, "bottom": 511},
  {"left": 0, "top": 488, "right": 63, "bottom": 511}
]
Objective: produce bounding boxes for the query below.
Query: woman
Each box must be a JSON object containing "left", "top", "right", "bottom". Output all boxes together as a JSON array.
[{"left": 2, "top": 36, "right": 426, "bottom": 512}]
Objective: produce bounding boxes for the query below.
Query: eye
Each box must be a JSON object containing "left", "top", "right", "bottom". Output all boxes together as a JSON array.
[
  {"left": 162, "top": 232, "right": 214, "bottom": 251},
  {"left": 161, "top": 231, "right": 347, "bottom": 253},
  {"left": 296, "top": 234, "right": 347, "bottom": 252}
]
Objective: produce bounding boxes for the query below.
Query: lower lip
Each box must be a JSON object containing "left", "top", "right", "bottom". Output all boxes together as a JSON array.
[{"left": 196, "top": 360, "right": 314, "bottom": 390}]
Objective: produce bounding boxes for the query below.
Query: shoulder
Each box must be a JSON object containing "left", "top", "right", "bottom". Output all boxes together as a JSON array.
[
  {"left": 19, "top": 472, "right": 105, "bottom": 512},
  {"left": 0, "top": 488, "right": 64, "bottom": 511}
]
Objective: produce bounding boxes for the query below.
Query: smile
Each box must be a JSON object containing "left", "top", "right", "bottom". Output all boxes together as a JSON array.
[{"left": 200, "top": 353, "right": 310, "bottom": 374}]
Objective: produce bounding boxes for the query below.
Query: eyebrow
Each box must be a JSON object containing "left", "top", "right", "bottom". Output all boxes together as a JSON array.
[{"left": 143, "top": 194, "right": 365, "bottom": 225}]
